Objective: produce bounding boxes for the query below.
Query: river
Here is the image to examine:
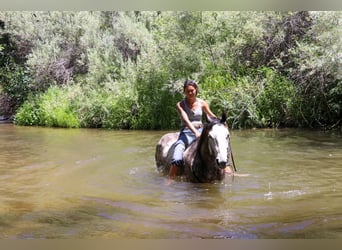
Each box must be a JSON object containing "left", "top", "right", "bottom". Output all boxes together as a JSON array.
[{"left": 0, "top": 124, "right": 341, "bottom": 239}]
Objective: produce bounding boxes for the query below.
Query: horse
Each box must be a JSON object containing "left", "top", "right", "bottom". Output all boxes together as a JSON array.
[{"left": 155, "top": 112, "right": 233, "bottom": 183}]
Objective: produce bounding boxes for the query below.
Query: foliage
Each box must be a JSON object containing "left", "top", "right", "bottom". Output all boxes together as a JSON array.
[
  {"left": 134, "top": 65, "right": 183, "bottom": 130},
  {"left": 287, "top": 12, "right": 342, "bottom": 128},
  {"left": 199, "top": 67, "right": 297, "bottom": 129},
  {"left": 0, "top": 20, "right": 33, "bottom": 114},
  {"left": 15, "top": 83, "right": 139, "bottom": 129},
  {"left": 0, "top": 64, "right": 32, "bottom": 114},
  {"left": 72, "top": 83, "right": 138, "bottom": 129},
  {"left": 255, "top": 67, "right": 297, "bottom": 128},
  {"left": 0, "top": 11, "right": 341, "bottom": 130},
  {"left": 15, "top": 86, "right": 79, "bottom": 128}
]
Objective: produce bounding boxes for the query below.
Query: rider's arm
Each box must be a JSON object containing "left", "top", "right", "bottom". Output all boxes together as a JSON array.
[{"left": 201, "top": 100, "right": 217, "bottom": 121}]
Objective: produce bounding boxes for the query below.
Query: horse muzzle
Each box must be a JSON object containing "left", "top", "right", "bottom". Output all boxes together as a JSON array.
[{"left": 216, "top": 159, "right": 227, "bottom": 169}]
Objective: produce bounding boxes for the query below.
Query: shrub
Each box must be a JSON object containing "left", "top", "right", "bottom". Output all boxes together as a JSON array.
[
  {"left": 200, "top": 67, "right": 297, "bottom": 128},
  {"left": 255, "top": 67, "right": 297, "bottom": 127},
  {"left": 15, "top": 86, "right": 79, "bottom": 128},
  {"left": 200, "top": 71, "right": 262, "bottom": 129}
]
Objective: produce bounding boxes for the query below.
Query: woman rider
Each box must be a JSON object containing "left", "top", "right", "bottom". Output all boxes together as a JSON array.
[{"left": 168, "top": 79, "right": 218, "bottom": 180}]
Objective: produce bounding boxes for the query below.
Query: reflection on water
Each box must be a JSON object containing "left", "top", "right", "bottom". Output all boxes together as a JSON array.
[{"left": 0, "top": 124, "right": 341, "bottom": 239}]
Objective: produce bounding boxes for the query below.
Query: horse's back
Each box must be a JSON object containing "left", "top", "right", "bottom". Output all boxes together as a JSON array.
[{"left": 155, "top": 132, "right": 179, "bottom": 174}]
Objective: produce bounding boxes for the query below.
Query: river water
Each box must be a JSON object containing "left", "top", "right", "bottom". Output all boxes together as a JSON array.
[{"left": 0, "top": 124, "right": 341, "bottom": 239}]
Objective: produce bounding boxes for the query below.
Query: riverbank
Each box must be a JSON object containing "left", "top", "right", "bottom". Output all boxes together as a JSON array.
[{"left": 0, "top": 115, "right": 13, "bottom": 124}]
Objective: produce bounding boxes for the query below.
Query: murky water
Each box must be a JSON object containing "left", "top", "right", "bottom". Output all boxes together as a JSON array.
[{"left": 0, "top": 124, "right": 341, "bottom": 239}]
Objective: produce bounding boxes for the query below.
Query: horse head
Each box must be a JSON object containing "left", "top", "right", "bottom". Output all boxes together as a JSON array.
[{"left": 200, "top": 112, "right": 229, "bottom": 170}]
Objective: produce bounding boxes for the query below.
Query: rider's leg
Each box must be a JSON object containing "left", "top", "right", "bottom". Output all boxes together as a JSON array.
[
  {"left": 169, "top": 140, "right": 185, "bottom": 180},
  {"left": 168, "top": 164, "right": 179, "bottom": 180}
]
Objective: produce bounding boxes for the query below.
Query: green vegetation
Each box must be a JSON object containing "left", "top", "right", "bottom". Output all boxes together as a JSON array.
[{"left": 0, "top": 11, "right": 341, "bottom": 130}]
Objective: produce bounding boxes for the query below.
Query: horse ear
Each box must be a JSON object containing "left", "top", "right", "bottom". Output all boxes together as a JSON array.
[{"left": 220, "top": 111, "right": 227, "bottom": 124}]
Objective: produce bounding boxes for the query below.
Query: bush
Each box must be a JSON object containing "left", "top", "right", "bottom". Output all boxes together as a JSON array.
[
  {"left": 15, "top": 86, "right": 79, "bottom": 128},
  {"left": 200, "top": 67, "right": 297, "bottom": 128},
  {"left": 255, "top": 67, "right": 297, "bottom": 127},
  {"left": 102, "top": 91, "right": 138, "bottom": 129},
  {"left": 0, "top": 63, "right": 32, "bottom": 114},
  {"left": 73, "top": 84, "right": 138, "bottom": 129},
  {"left": 13, "top": 95, "right": 40, "bottom": 126},
  {"left": 200, "top": 70, "right": 261, "bottom": 128},
  {"left": 134, "top": 67, "right": 183, "bottom": 130}
]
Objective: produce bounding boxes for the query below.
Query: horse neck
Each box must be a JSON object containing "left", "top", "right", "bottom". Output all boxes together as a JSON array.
[
  {"left": 189, "top": 122, "right": 227, "bottom": 182},
  {"left": 190, "top": 134, "right": 221, "bottom": 183}
]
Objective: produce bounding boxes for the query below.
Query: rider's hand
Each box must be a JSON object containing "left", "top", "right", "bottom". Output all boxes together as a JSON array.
[{"left": 195, "top": 130, "right": 201, "bottom": 139}]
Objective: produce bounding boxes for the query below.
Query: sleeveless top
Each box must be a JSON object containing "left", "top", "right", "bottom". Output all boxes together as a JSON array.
[{"left": 180, "top": 98, "right": 203, "bottom": 128}]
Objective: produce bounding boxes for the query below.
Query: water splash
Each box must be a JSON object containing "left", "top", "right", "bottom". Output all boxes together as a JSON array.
[
  {"left": 281, "top": 190, "right": 306, "bottom": 197},
  {"left": 129, "top": 167, "right": 139, "bottom": 175},
  {"left": 264, "top": 182, "right": 273, "bottom": 200}
]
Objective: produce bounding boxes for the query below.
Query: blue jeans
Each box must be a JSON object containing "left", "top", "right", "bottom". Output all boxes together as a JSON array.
[{"left": 171, "top": 127, "right": 203, "bottom": 167}]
